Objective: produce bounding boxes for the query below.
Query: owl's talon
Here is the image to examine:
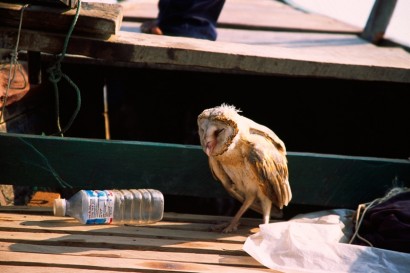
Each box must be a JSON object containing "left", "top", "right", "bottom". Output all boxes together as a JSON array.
[
  {"left": 210, "top": 222, "right": 239, "bottom": 233},
  {"left": 222, "top": 225, "right": 238, "bottom": 233},
  {"left": 209, "top": 222, "right": 228, "bottom": 232}
]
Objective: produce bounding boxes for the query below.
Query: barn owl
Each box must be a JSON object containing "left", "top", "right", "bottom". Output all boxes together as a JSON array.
[{"left": 197, "top": 103, "right": 292, "bottom": 233}]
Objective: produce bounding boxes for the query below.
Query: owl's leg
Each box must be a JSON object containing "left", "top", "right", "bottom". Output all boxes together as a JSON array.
[
  {"left": 212, "top": 194, "right": 257, "bottom": 233},
  {"left": 260, "top": 198, "right": 272, "bottom": 224}
]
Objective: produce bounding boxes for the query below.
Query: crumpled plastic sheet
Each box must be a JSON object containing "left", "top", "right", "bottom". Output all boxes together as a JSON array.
[{"left": 243, "top": 209, "right": 410, "bottom": 273}]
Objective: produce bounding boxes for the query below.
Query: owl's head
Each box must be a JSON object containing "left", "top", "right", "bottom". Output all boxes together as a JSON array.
[{"left": 197, "top": 104, "right": 240, "bottom": 157}]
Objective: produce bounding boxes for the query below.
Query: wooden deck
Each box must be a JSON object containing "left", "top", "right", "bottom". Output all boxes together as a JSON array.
[
  {"left": 0, "top": 207, "right": 280, "bottom": 273},
  {"left": 118, "top": 0, "right": 410, "bottom": 83},
  {"left": 120, "top": 0, "right": 361, "bottom": 33},
  {"left": 0, "top": 0, "right": 409, "bottom": 83}
]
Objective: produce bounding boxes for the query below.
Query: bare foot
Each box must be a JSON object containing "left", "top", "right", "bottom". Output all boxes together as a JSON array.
[{"left": 140, "top": 20, "right": 163, "bottom": 35}]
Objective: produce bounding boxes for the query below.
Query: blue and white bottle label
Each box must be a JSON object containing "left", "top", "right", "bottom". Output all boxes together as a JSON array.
[{"left": 84, "top": 190, "right": 114, "bottom": 224}]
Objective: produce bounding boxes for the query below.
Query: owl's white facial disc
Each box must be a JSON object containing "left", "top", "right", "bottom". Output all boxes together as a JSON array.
[{"left": 199, "top": 119, "right": 235, "bottom": 156}]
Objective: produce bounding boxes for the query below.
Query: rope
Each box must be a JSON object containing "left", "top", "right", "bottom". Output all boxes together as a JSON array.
[
  {"left": 349, "top": 186, "right": 410, "bottom": 246},
  {"left": 348, "top": 200, "right": 378, "bottom": 246},
  {"left": 0, "top": 4, "right": 28, "bottom": 124},
  {"left": 19, "top": 137, "right": 73, "bottom": 189},
  {"left": 47, "top": 0, "right": 82, "bottom": 136},
  {"left": 0, "top": 2, "right": 83, "bottom": 189}
]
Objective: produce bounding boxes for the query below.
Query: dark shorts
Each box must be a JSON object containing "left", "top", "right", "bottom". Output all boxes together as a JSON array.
[{"left": 157, "top": 0, "right": 226, "bottom": 40}]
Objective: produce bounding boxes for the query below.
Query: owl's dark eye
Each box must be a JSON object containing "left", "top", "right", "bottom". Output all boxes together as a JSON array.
[{"left": 215, "top": 128, "right": 225, "bottom": 136}]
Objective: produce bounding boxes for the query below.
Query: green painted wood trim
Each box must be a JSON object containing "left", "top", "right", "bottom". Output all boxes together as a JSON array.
[
  {"left": 0, "top": 133, "right": 226, "bottom": 198},
  {"left": 288, "top": 152, "right": 410, "bottom": 208},
  {"left": 1, "top": 133, "right": 409, "bottom": 208}
]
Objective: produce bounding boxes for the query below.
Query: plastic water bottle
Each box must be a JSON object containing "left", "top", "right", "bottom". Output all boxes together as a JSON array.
[{"left": 53, "top": 189, "right": 164, "bottom": 225}]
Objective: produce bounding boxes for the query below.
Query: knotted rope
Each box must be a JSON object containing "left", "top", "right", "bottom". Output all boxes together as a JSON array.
[{"left": 47, "top": 0, "right": 82, "bottom": 136}]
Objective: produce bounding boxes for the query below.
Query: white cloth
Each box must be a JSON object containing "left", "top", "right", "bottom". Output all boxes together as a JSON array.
[{"left": 243, "top": 209, "right": 410, "bottom": 273}]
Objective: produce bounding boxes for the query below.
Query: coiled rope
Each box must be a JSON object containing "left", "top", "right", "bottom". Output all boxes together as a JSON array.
[
  {"left": 1, "top": 1, "right": 83, "bottom": 137},
  {"left": 0, "top": 2, "right": 84, "bottom": 189}
]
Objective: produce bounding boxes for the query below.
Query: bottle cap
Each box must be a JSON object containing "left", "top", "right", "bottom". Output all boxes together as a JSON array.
[{"left": 53, "top": 198, "right": 66, "bottom": 216}]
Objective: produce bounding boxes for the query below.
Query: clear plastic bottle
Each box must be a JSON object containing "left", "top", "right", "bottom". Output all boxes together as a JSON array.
[{"left": 53, "top": 189, "right": 164, "bottom": 225}]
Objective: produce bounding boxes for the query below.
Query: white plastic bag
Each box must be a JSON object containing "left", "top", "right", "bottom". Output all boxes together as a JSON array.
[{"left": 243, "top": 209, "right": 410, "bottom": 273}]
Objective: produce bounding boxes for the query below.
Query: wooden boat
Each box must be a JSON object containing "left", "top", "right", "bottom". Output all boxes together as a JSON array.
[{"left": 1, "top": 0, "right": 410, "bottom": 272}]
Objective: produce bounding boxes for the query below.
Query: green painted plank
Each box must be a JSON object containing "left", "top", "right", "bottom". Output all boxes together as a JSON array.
[
  {"left": 0, "top": 132, "right": 226, "bottom": 198},
  {"left": 1, "top": 133, "right": 409, "bottom": 208},
  {"left": 288, "top": 152, "right": 410, "bottom": 208}
]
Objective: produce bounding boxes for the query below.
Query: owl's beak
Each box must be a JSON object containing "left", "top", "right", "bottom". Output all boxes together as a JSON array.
[{"left": 205, "top": 141, "right": 215, "bottom": 156}]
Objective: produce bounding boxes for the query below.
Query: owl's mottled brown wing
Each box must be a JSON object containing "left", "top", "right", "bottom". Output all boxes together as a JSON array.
[
  {"left": 208, "top": 138, "right": 290, "bottom": 215},
  {"left": 248, "top": 138, "right": 292, "bottom": 209},
  {"left": 241, "top": 117, "right": 292, "bottom": 206},
  {"left": 242, "top": 116, "right": 287, "bottom": 155}
]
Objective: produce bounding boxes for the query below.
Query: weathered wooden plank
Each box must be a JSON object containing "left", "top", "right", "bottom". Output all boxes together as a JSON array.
[
  {"left": 120, "top": 21, "right": 361, "bottom": 45},
  {"left": 0, "top": 242, "right": 261, "bottom": 267},
  {"left": 27, "top": 190, "right": 60, "bottom": 206},
  {"left": 220, "top": 0, "right": 359, "bottom": 33},
  {"left": 0, "top": 1, "right": 123, "bottom": 37},
  {"left": 120, "top": 0, "right": 360, "bottom": 34},
  {"left": 0, "top": 250, "right": 275, "bottom": 273},
  {"left": 0, "top": 266, "right": 125, "bottom": 273},
  {"left": 0, "top": 209, "right": 263, "bottom": 228},
  {"left": 1, "top": 133, "right": 409, "bottom": 209},
  {"left": 0, "top": 208, "right": 262, "bottom": 234},
  {"left": 0, "top": 0, "right": 78, "bottom": 9},
  {"left": 0, "top": 213, "right": 255, "bottom": 242},
  {"left": 0, "top": 221, "right": 250, "bottom": 242},
  {"left": 164, "top": 212, "right": 262, "bottom": 227},
  {"left": 0, "top": 230, "right": 245, "bottom": 254},
  {"left": 0, "top": 27, "right": 409, "bottom": 83},
  {"left": 0, "top": 205, "right": 52, "bottom": 214},
  {"left": 0, "top": 189, "right": 8, "bottom": 205}
]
